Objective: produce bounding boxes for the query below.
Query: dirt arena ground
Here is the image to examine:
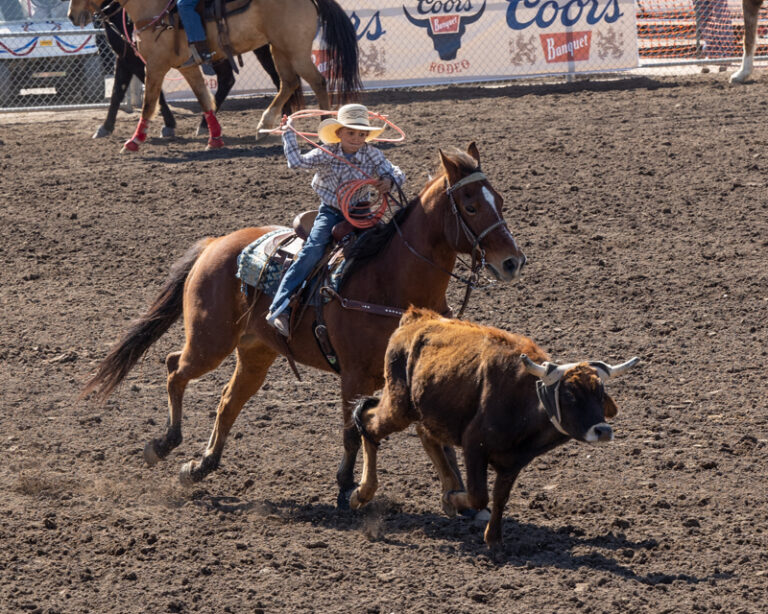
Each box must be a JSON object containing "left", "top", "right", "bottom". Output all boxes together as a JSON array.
[{"left": 1, "top": 73, "right": 767, "bottom": 613}]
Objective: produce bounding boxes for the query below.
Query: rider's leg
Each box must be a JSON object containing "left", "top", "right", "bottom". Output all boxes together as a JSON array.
[{"left": 268, "top": 204, "right": 345, "bottom": 320}]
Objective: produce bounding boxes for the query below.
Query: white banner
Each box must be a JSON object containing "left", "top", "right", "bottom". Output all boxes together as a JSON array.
[{"left": 162, "top": 0, "right": 639, "bottom": 100}]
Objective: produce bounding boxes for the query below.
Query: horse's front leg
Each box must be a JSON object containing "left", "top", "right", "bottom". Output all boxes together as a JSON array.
[
  {"left": 178, "top": 64, "right": 223, "bottom": 149},
  {"left": 121, "top": 63, "right": 165, "bottom": 153},
  {"left": 94, "top": 58, "right": 129, "bottom": 138},
  {"left": 336, "top": 373, "right": 380, "bottom": 507},
  {"left": 731, "top": 0, "right": 763, "bottom": 83}
]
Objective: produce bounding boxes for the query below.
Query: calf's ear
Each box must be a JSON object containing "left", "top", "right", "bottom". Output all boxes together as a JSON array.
[{"left": 603, "top": 393, "right": 618, "bottom": 419}]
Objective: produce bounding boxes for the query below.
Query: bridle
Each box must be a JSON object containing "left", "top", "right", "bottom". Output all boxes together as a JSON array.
[
  {"left": 393, "top": 169, "right": 510, "bottom": 318},
  {"left": 89, "top": 0, "right": 174, "bottom": 53}
]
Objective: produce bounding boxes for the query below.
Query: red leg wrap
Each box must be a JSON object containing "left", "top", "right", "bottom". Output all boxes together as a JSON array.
[
  {"left": 123, "top": 117, "right": 150, "bottom": 152},
  {"left": 204, "top": 111, "right": 222, "bottom": 138}
]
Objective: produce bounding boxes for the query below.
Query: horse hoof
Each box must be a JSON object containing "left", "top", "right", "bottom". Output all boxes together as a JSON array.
[
  {"left": 161, "top": 126, "right": 175, "bottom": 138},
  {"left": 143, "top": 440, "right": 162, "bottom": 467},
  {"left": 473, "top": 508, "right": 491, "bottom": 525},
  {"left": 179, "top": 461, "right": 201, "bottom": 486},
  {"left": 206, "top": 137, "right": 224, "bottom": 150},
  {"left": 92, "top": 125, "right": 111, "bottom": 139},
  {"left": 121, "top": 139, "right": 139, "bottom": 153},
  {"left": 441, "top": 490, "right": 460, "bottom": 517},
  {"left": 349, "top": 489, "right": 366, "bottom": 510},
  {"left": 336, "top": 487, "right": 356, "bottom": 510}
]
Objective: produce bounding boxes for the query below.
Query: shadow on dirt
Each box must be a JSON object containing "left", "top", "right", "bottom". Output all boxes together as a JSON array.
[{"left": 212, "top": 496, "right": 731, "bottom": 586}]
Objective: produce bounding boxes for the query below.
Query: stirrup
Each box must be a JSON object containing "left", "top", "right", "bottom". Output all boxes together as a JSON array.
[{"left": 181, "top": 44, "right": 213, "bottom": 68}]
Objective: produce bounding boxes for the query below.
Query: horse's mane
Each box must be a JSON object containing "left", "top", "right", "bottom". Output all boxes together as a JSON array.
[{"left": 342, "top": 148, "right": 479, "bottom": 276}]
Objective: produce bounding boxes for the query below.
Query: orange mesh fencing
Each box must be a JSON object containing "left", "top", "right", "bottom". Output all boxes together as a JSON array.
[{"left": 638, "top": 0, "right": 768, "bottom": 59}]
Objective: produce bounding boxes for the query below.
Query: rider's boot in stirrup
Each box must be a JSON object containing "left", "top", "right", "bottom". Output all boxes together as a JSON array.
[{"left": 181, "top": 41, "right": 214, "bottom": 68}]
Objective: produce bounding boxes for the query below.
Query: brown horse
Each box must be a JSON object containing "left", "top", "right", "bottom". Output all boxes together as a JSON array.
[
  {"left": 82, "top": 143, "right": 527, "bottom": 506},
  {"left": 67, "top": 0, "right": 360, "bottom": 152}
]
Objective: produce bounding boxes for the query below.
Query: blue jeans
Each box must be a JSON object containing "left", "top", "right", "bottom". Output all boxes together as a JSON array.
[
  {"left": 178, "top": 0, "right": 206, "bottom": 43},
  {"left": 269, "top": 204, "right": 345, "bottom": 315}
]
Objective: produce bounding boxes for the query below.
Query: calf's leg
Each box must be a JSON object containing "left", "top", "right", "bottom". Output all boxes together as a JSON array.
[
  {"left": 415, "top": 426, "right": 467, "bottom": 516},
  {"left": 484, "top": 468, "right": 522, "bottom": 548}
]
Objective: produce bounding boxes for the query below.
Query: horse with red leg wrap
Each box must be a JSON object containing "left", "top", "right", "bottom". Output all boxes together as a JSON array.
[{"left": 67, "top": 0, "right": 359, "bottom": 152}]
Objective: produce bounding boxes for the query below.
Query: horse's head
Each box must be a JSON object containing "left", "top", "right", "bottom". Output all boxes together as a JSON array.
[
  {"left": 438, "top": 143, "right": 526, "bottom": 282},
  {"left": 67, "top": 0, "right": 100, "bottom": 27}
]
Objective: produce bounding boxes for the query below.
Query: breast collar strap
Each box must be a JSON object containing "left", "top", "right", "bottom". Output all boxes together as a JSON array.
[{"left": 535, "top": 380, "right": 570, "bottom": 436}]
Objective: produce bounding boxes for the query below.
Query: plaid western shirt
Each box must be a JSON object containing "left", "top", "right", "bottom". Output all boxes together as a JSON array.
[{"left": 282, "top": 130, "right": 405, "bottom": 210}]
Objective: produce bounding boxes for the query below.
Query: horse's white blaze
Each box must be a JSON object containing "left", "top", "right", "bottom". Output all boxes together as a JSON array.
[
  {"left": 482, "top": 185, "right": 519, "bottom": 246},
  {"left": 731, "top": 55, "right": 754, "bottom": 83}
]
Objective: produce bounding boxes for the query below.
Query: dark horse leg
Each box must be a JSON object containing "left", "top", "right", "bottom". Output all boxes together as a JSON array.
[
  {"left": 96, "top": 14, "right": 176, "bottom": 139},
  {"left": 336, "top": 372, "right": 382, "bottom": 507},
  {"left": 99, "top": 60, "right": 175, "bottom": 138}
]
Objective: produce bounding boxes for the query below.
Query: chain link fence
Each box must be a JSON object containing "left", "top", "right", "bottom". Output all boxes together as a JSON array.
[
  {"left": 1, "top": 0, "right": 113, "bottom": 109},
  {"left": 2, "top": 0, "right": 768, "bottom": 113}
]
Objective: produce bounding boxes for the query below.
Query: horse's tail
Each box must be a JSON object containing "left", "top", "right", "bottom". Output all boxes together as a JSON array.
[
  {"left": 315, "top": 0, "right": 362, "bottom": 105},
  {"left": 80, "top": 238, "right": 214, "bottom": 403}
]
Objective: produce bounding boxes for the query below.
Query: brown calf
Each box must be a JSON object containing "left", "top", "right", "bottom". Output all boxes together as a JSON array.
[{"left": 349, "top": 307, "right": 638, "bottom": 547}]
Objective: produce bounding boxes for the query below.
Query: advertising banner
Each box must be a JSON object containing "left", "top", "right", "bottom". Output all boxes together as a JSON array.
[{"left": 159, "top": 0, "right": 639, "bottom": 100}]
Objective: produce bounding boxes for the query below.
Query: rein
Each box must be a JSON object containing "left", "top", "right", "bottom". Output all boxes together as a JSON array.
[{"left": 392, "top": 170, "right": 508, "bottom": 319}]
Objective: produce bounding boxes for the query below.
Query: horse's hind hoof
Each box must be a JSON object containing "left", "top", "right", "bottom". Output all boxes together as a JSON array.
[
  {"left": 143, "top": 440, "right": 162, "bottom": 467},
  {"left": 206, "top": 137, "right": 224, "bottom": 150},
  {"left": 92, "top": 125, "right": 111, "bottom": 139},
  {"left": 336, "top": 487, "right": 357, "bottom": 510},
  {"left": 179, "top": 460, "right": 202, "bottom": 486},
  {"left": 161, "top": 126, "right": 176, "bottom": 138}
]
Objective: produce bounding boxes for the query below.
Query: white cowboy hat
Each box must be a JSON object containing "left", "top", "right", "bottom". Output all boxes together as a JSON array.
[{"left": 317, "top": 104, "right": 385, "bottom": 144}]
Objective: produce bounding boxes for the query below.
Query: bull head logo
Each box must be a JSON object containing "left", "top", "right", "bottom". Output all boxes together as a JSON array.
[{"left": 403, "top": 1, "right": 486, "bottom": 61}]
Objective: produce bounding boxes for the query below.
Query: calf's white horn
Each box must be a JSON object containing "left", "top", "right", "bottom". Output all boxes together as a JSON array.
[
  {"left": 520, "top": 354, "right": 547, "bottom": 377},
  {"left": 590, "top": 356, "right": 640, "bottom": 380}
]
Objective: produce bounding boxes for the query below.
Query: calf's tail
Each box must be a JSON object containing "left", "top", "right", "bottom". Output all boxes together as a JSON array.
[
  {"left": 80, "top": 238, "right": 214, "bottom": 402},
  {"left": 352, "top": 396, "right": 381, "bottom": 446}
]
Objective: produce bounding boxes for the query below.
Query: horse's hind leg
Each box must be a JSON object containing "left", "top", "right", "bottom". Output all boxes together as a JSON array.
[
  {"left": 122, "top": 66, "right": 166, "bottom": 153},
  {"left": 254, "top": 48, "right": 301, "bottom": 139},
  {"left": 144, "top": 337, "right": 234, "bottom": 466},
  {"left": 731, "top": 0, "right": 763, "bottom": 83},
  {"left": 179, "top": 343, "right": 277, "bottom": 485},
  {"left": 291, "top": 55, "right": 330, "bottom": 110}
]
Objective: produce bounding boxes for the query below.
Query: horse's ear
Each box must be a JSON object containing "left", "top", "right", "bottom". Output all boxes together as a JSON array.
[
  {"left": 467, "top": 142, "right": 480, "bottom": 165},
  {"left": 439, "top": 149, "right": 461, "bottom": 184}
]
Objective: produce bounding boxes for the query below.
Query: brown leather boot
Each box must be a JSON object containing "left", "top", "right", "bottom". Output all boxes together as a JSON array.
[{"left": 181, "top": 41, "right": 214, "bottom": 68}]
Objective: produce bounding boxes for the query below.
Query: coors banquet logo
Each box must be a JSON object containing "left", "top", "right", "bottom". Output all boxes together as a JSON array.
[{"left": 403, "top": 0, "right": 487, "bottom": 61}]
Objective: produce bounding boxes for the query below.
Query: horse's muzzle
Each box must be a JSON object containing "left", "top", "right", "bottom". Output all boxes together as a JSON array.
[
  {"left": 69, "top": 11, "right": 92, "bottom": 27},
  {"left": 501, "top": 253, "right": 526, "bottom": 280}
]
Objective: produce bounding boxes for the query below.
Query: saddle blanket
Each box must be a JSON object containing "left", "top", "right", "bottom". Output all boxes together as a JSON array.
[{"left": 235, "top": 227, "right": 348, "bottom": 299}]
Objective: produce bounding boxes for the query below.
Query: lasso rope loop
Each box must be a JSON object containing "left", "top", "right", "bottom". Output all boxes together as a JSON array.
[{"left": 264, "top": 110, "right": 406, "bottom": 228}]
